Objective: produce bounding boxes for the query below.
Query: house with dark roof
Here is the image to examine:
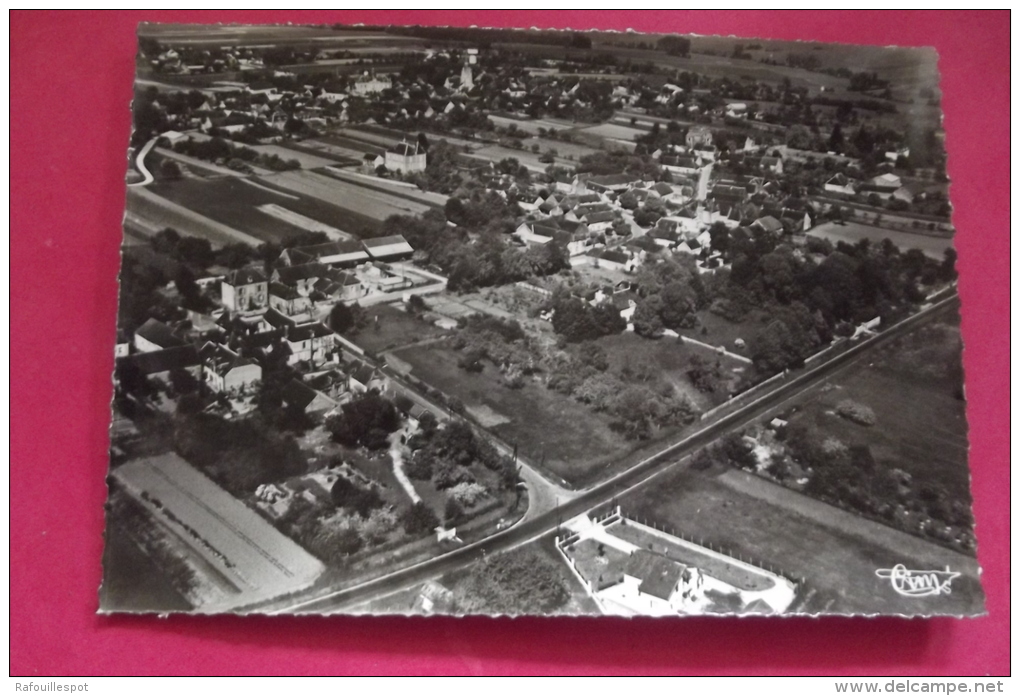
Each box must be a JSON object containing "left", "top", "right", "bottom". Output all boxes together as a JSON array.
[
  {"left": 200, "top": 342, "right": 261, "bottom": 394},
  {"left": 313, "top": 270, "right": 364, "bottom": 303},
  {"left": 116, "top": 345, "right": 201, "bottom": 383},
  {"left": 221, "top": 267, "right": 268, "bottom": 313},
  {"left": 619, "top": 550, "right": 702, "bottom": 613},
  {"left": 586, "top": 247, "right": 636, "bottom": 272},
  {"left": 586, "top": 173, "right": 642, "bottom": 194},
  {"left": 134, "top": 318, "right": 185, "bottom": 354},
  {"left": 751, "top": 215, "right": 784, "bottom": 235},
  {"left": 515, "top": 217, "right": 592, "bottom": 256},
  {"left": 279, "top": 241, "right": 369, "bottom": 268},
  {"left": 268, "top": 282, "right": 313, "bottom": 317},
  {"left": 283, "top": 322, "right": 336, "bottom": 368},
  {"left": 272, "top": 263, "right": 327, "bottom": 296},
  {"left": 346, "top": 359, "right": 387, "bottom": 394},
  {"left": 281, "top": 379, "right": 338, "bottom": 416}
]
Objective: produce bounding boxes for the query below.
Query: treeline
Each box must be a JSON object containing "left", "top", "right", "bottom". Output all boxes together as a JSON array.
[
  {"left": 383, "top": 24, "right": 592, "bottom": 50},
  {"left": 170, "top": 136, "right": 300, "bottom": 173},
  {"left": 708, "top": 229, "right": 956, "bottom": 375},
  {"left": 382, "top": 207, "right": 570, "bottom": 292}
]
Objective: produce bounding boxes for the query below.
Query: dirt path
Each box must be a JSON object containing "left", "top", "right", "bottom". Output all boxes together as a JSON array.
[{"left": 388, "top": 429, "right": 420, "bottom": 504}]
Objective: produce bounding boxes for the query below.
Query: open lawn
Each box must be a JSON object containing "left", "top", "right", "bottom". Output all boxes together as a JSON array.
[
  {"left": 677, "top": 308, "right": 770, "bottom": 359},
  {"left": 620, "top": 464, "right": 983, "bottom": 616},
  {"left": 808, "top": 221, "right": 954, "bottom": 260},
  {"left": 349, "top": 303, "right": 451, "bottom": 355},
  {"left": 393, "top": 344, "right": 633, "bottom": 485},
  {"left": 488, "top": 114, "right": 580, "bottom": 135}
]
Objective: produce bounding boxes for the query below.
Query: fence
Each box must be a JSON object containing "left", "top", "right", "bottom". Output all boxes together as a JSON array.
[{"left": 620, "top": 513, "right": 805, "bottom": 589}]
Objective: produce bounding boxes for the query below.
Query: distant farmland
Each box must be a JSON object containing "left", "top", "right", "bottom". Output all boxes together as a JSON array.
[
  {"left": 148, "top": 175, "right": 382, "bottom": 244},
  {"left": 259, "top": 169, "right": 432, "bottom": 221}
]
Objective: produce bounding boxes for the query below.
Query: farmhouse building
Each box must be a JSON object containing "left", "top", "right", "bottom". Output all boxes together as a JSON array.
[
  {"left": 200, "top": 342, "right": 262, "bottom": 394},
  {"left": 221, "top": 267, "right": 268, "bottom": 313},
  {"left": 384, "top": 140, "right": 427, "bottom": 173},
  {"left": 134, "top": 318, "right": 185, "bottom": 353}
]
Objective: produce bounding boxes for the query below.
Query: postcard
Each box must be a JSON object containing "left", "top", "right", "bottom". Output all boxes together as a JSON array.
[{"left": 101, "top": 22, "right": 982, "bottom": 617}]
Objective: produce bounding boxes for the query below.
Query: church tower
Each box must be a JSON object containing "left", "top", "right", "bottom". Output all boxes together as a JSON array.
[{"left": 460, "top": 48, "right": 478, "bottom": 90}]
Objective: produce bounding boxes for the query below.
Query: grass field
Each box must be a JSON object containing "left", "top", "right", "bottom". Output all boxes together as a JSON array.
[
  {"left": 349, "top": 303, "right": 450, "bottom": 355},
  {"left": 809, "top": 221, "right": 954, "bottom": 260},
  {"left": 469, "top": 145, "right": 560, "bottom": 173},
  {"left": 99, "top": 520, "right": 193, "bottom": 613},
  {"left": 260, "top": 169, "right": 431, "bottom": 221},
  {"left": 593, "top": 331, "right": 739, "bottom": 411},
  {"left": 783, "top": 314, "right": 970, "bottom": 503},
  {"left": 676, "top": 309, "right": 770, "bottom": 359},
  {"left": 574, "top": 122, "right": 648, "bottom": 142},
  {"left": 148, "top": 176, "right": 352, "bottom": 245},
  {"left": 619, "top": 464, "right": 983, "bottom": 616},
  {"left": 316, "top": 133, "right": 386, "bottom": 156},
  {"left": 393, "top": 344, "right": 634, "bottom": 484}
]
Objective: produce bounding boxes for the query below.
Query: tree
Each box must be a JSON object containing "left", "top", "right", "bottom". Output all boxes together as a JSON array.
[
  {"left": 401, "top": 501, "right": 439, "bottom": 535},
  {"left": 327, "top": 393, "right": 400, "bottom": 449},
  {"left": 160, "top": 160, "right": 183, "bottom": 180},
  {"left": 632, "top": 296, "right": 665, "bottom": 338},
  {"left": 330, "top": 477, "right": 383, "bottom": 517},
  {"left": 827, "top": 123, "right": 844, "bottom": 153},
  {"left": 444, "top": 497, "right": 464, "bottom": 525},
  {"left": 328, "top": 302, "right": 364, "bottom": 335}
]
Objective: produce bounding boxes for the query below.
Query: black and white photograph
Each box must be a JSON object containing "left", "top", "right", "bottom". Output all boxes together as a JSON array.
[{"left": 101, "top": 22, "right": 982, "bottom": 618}]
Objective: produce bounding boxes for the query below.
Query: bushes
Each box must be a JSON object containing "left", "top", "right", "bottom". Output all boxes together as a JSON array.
[
  {"left": 836, "top": 399, "right": 877, "bottom": 426},
  {"left": 449, "top": 481, "right": 489, "bottom": 507},
  {"left": 401, "top": 501, "right": 440, "bottom": 535}
]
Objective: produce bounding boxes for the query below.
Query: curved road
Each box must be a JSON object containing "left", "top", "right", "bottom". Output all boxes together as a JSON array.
[{"left": 263, "top": 293, "right": 959, "bottom": 615}]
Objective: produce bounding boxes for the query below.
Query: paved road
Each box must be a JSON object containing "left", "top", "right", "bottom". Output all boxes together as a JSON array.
[{"left": 261, "top": 293, "right": 960, "bottom": 614}]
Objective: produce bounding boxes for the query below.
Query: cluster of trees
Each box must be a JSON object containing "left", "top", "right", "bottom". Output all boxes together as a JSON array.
[
  {"left": 576, "top": 150, "right": 662, "bottom": 180},
  {"left": 455, "top": 546, "right": 571, "bottom": 614},
  {"left": 170, "top": 137, "right": 300, "bottom": 172},
  {"left": 550, "top": 292, "right": 627, "bottom": 343},
  {"left": 451, "top": 315, "right": 537, "bottom": 387},
  {"left": 173, "top": 410, "right": 307, "bottom": 496},
  {"left": 543, "top": 341, "right": 698, "bottom": 440},
  {"left": 657, "top": 36, "right": 691, "bottom": 57},
  {"left": 701, "top": 228, "right": 954, "bottom": 375},
  {"left": 629, "top": 257, "right": 707, "bottom": 337},
  {"left": 327, "top": 301, "right": 368, "bottom": 336},
  {"left": 326, "top": 392, "right": 401, "bottom": 451},
  {"left": 405, "top": 419, "right": 519, "bottom": 496},
  {"left": 385, "top": 209, "right": 569, "bottom": 292}
]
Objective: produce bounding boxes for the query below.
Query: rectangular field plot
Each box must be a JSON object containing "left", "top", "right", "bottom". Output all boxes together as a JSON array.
[
  {"left": 146, "top": 177, "right": 356, "bottom": 245},
  {"left": 808, "top": 221, "right": 954, "bottom": 260},
  {"left": 111, "top": 453, "right": 324, "bottom": 610},
  {"left": 620, "top": 466, "right": 983, "bottom": 616},
  {"left": 392, "top": 345, "right": 634, "bottom": 485}
]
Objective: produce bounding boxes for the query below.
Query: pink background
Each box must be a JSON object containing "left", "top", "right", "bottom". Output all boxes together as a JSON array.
[{"left": 11, "top": 11, "right": 1009, "bottom": 676}]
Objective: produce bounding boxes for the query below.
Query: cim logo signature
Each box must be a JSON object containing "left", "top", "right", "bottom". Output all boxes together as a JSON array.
[{"left": 875, "top": 564, "right": 960, "bottom": 597}]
